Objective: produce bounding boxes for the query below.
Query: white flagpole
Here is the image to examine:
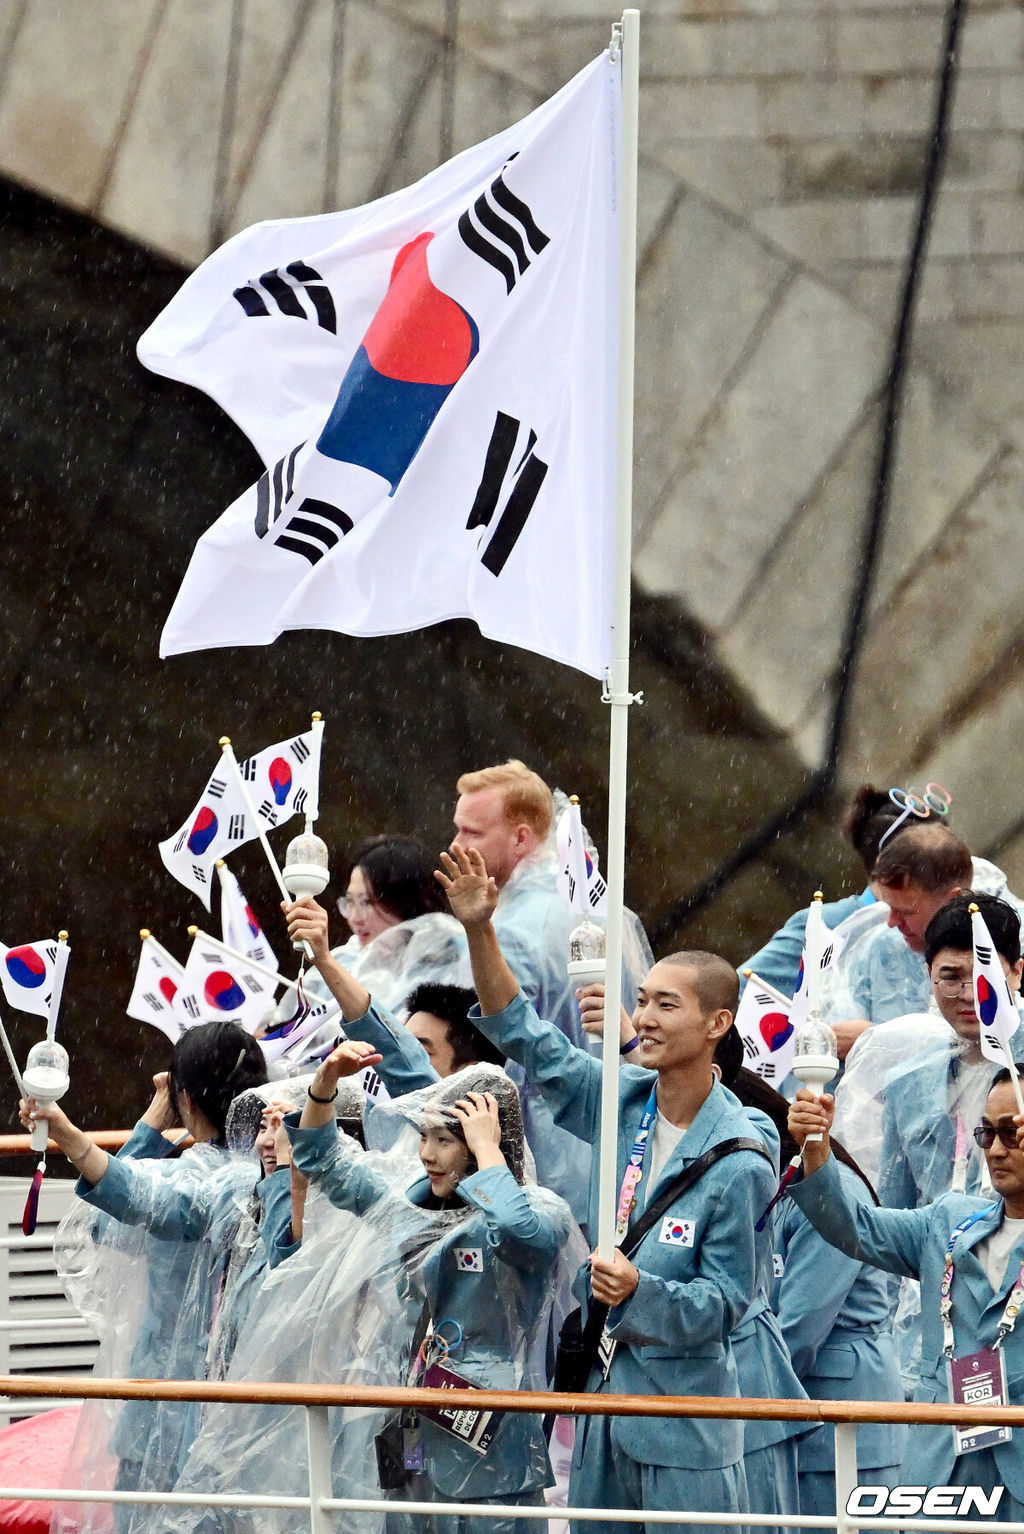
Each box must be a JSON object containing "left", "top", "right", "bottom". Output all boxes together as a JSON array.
[
  {"left": 306, "top": 710, "right": 324, "bottom": 831},
  {"left": 597, "top": 8, "right": 640, "bottom": 1260},
  {"left": 45, "top": 932, "right": 70, "bottom": 1043},
  {"left": 186, "top": 925, "right": 300, "bottom": 994},
  {"left": 0, "top": 1002, "right": 27, "bottom": 1098},
  {"left": 741, "top": 968, "right": 792, "bottom": 1009}
]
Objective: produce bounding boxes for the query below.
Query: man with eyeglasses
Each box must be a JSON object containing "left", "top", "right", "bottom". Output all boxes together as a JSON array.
[
  {"left": 818, "top": 825, "right": 1024, "bottom": 1066},
  {"left": 875, "top": 893, "right": 1024, "bottom": 1213},
  {"left": 788, "top": 1066, "right": 1024, "bottom": 1519}
]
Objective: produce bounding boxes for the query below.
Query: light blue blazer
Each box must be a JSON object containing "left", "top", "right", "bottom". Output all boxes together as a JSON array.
[
  {"left": 775, "top": 1163, "right": 904, "bottom": 1472},
  {"left": 470, "top": 989, "right": 777, "bottom": 1471},
  {"left": 791, "top": 1153, "right": 1024, "bottom": 1497},
  {"left": 720, "top": 1091, "right": 813, "bottom": 1453},
  {"left": 342, "top": 998, "right": 439, "bottom": 1095}
]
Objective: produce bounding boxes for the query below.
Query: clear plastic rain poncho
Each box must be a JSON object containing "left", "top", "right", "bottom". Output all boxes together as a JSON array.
[
  {"left": 819, "top": 858, "right": 1024, "bottom": 1027},
  {"left": 208, "top": 1074, "right": 367, "bottom": 1381},
  {"left": 833, "top": 1005, "right": 1024, "bottom": 1392},
  {"left": 265, "top": 911, "right": 469, "bottom": 1073},
  {"left": 51, "top": 1126, "right": 263, "bottom": 1534},
  {"left": 161, "top": 1063, "right": 584, "bottom": 1534},
  {"left": 308, "top": 912, "right": 468, "bottom": 1016}
]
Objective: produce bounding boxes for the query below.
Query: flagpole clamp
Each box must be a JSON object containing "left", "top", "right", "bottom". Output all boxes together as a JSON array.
[
  {"left": 601, "top": 672, "right": 643, "bottom": 707},
  {"left": 609, "top": 22, "right": 623, "bottom": 61}
]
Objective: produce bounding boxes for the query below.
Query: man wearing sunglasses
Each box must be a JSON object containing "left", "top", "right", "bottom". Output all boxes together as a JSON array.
[{"left": 789, "top": 1067, "right": 1024, "bottom": 1518}]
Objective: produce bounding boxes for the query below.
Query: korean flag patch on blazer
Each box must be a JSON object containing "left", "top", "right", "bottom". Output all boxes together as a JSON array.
[{"left": 658, "top": 1217, "right": 695, "bottom": 1247}]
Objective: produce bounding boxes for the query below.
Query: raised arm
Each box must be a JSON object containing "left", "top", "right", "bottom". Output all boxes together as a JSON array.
[
  {"left": 438, "top": 846, "right": 604, "bottom": 1141},
  {"left": 299, "top": 1040, "right": 382, "bottom": 1129},
  {"left": 788, "top": 1089, "right": 930, "bottom": 1279},
  {"left": 20, "top": 1099, "right": 109, "bottom": 1188},
  {"left": 436, "top": 846, "right": 518, "bottom": 1015},
  {"left": 284, "top": 899, "right": 371, "bottom": 1019}
]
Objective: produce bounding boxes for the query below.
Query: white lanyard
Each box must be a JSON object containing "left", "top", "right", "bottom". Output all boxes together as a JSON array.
[{"left": 952, "top": 1112, "right": 969, "bottom": 1196}]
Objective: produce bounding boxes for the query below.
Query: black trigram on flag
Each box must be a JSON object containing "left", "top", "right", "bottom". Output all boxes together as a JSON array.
[
  {"left": 254, "top": 442, "right": 353, "bottom": 565},
  {"left": 458, "top": 159, "right": 550, "bottom": 294},
  {"left": 468, "top": 412, "right": 548, "bottom": 575},
  {"left": 293, "top": 788, "right": 309, "bottom": 816},
  {"left": 228, "top": 813, "right": 246, "bottom": 841},
  {"left": 207, "top": 776, "right": 227, "bottom": 800},
  {"left": 977, "top": 944, "right": 993, "bottom": 964},
  {"left": 191, "top": 865, "right": 207, "bottom": 885},
  {"left": 741, "top": 1035, "right": 758, "bottom": 1060},
  {"left": 290, "top": 737, "right": 311, "bottom": 763},
  {"left": 181, "top": 994, "right": 201, "bottom": 1020},
  {"left": 257, "top": 800, "right": 279, "bottom": 826},
  {"left": 233, "top": 261, "right": 337, "bottom": 333},
  {"left": 240, "top": 756, "right": 258, "bottom": 781}
]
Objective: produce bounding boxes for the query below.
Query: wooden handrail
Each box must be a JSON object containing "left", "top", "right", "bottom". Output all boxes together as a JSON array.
[
  {"left": 0, "top": 1375, "right": 1021, "bottom": 1428},
  {"left": 0, "top": 1130, "right": 190, "bottom": 1155}
]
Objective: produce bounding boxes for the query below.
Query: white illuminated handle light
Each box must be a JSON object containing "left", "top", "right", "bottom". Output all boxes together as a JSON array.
[
  {"left": 282, "top": 832, "right": 330, "bottom": 952},
  {"left": 23, "top": 1041, "right": 70, "bottom": 1154},
  {"left": 791, "top": 1020, "right": 839, "bottom": 1145}
]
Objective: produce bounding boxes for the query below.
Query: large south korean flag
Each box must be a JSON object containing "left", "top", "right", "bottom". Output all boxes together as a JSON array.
[{"left": 140, "top": 52, "right": 621, "bottom": 679}]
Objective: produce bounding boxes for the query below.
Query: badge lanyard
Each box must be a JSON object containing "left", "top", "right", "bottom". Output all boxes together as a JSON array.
[
  {"left": 940, "top": 1205, "right": 1024, "bottom": 1357},
  {"left": 615, "top": 1086, "right": 658, "bottom": 1241},
  {"left": 952, "top": 1113, "right": 969, "bottom": 1197}
]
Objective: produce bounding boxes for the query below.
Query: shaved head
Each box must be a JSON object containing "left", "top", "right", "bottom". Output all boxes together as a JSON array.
[{"left": 660, "top": 950, "right": 739, "bottom": 1015}]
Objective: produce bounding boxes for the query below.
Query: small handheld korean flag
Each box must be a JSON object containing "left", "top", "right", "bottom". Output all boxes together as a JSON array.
[
  {"left": 556, "top": 797, "right": 608, "bottom": 917},
  {"left": 176, "top": 933, "right": 276, "bottom": 1034},
  {"left": 127, "top": 931, "right": 187, "bottom": 1042},
  {"left": 735, "top": 972, "right": 794, "bottom": 1085},
  {"left": 789, "top": 900, "right": 844, "bottom": 1032},
  {"left": 971, "top": 903, "right": 1024, "bottom": 1110},
  {"left": 258, "top": 983, "right": 339, "bottom": 1063},
  {"left": 159, "top": 726, "right": 322, "bottom": 909},
  {"left": 0, "top": 939, "right": 60, "bottom": 1020},
  {"left": 218, "top": 862, "right": 279, "bottom": 971}
]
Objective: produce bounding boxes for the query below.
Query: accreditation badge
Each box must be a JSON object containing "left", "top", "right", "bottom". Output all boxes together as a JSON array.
[
  {"left": 419, "top": 1360, "right": 503, "bottom": 1454},
  {"left": 948, "top": 1347, "right": 1012, "bottom": 1454}
]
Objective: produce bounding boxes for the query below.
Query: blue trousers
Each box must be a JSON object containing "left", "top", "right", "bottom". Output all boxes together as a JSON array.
[
  {"left": 570, "top": 1412, "right": 748, "bottom": 1534},
  {"left": 745, "top": 1439, "right": 801, "bottom": 1534}
]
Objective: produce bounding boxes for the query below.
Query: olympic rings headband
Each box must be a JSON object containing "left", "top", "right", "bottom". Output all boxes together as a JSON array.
[{"left": 877, "top": 782, "right": 953, "bottom": 850}]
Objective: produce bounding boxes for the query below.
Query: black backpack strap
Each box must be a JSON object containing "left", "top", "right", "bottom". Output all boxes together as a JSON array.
[{"left": 621, "top": 1137, "right": 772, "bottom": 1258}]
